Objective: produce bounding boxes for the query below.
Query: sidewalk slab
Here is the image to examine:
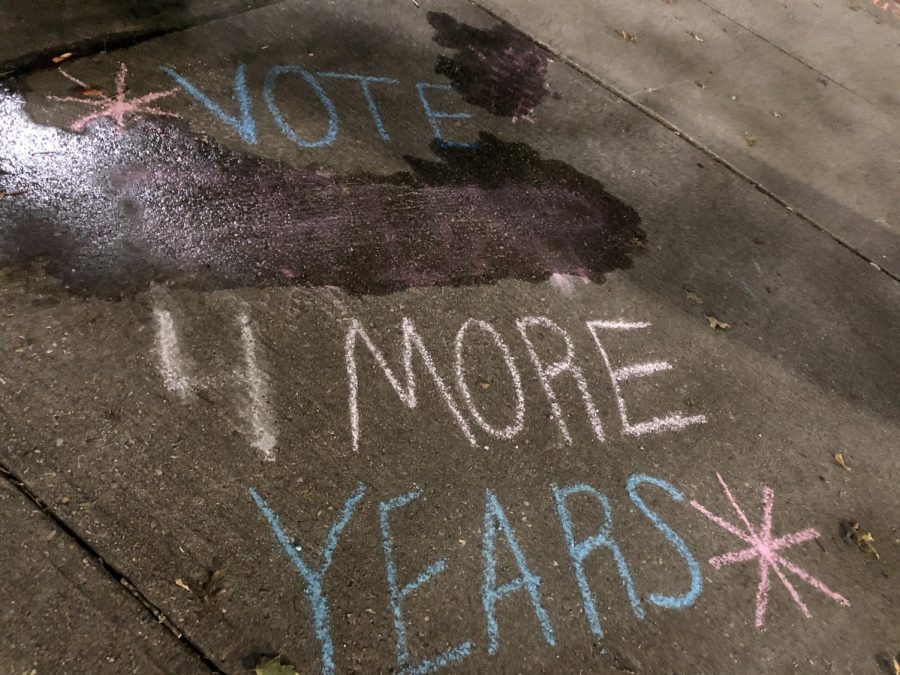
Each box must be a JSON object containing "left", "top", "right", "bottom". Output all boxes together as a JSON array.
[
  {"left": 0, "top": 0, "right": 277, "bottom": 77},
  {"left": 0, "top": 0, "right": 898, "bottom": 673},
  {"left": 700, "top": 0, "right": 900, "bottom": 114},
  {"left": 473, "top": 0, "right": 900, "bottom": 277},
  {"left": 0, "top": 479, "right": 209, "bottom": 674}
]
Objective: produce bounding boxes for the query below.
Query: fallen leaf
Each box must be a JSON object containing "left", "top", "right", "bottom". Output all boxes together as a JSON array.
[
  {"left": 615, "top": 30, "right": 638, "bottom": 42},
  {"left": 685, "top": 289, "right": 704, "bottom": 305},
  {"left": 857, "top": 530, "right": 879, "bottom": 559},
  {"left": 707, "top": 315, "right": 730, "bottom": 330},
  {"left": 479, "top": 382, "right": 491, "bottom": 389},
  {"left": 175, "top": 578, "right": 192, "bottom": 592},
  {"left": 833, "top": 453, "right": 851, "bottom": 471},
  {"left": 255, "top": 656, "right": 299, "bottom": 675},
  {"left": 840, "top": 520, "right": 879, "bottom": 559},
  {"left": 772, "top": 111, "right": 782, "bottom": 119},
  {"left": 891, "top": 656, "right": 899, "bottom": 675},
  {"left": 52, "top": 52, "right": 73, "bottom": 64},
  {"left": 688, "top": 31, "right": 705, "bottom": 41},
  {"left": 80, "top": 88, "right": 104, "bottom": 98}
]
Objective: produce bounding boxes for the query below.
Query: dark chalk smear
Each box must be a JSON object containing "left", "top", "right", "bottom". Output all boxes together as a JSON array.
[
  {"left": 428, "top": 12, "right": 550, "bottom": 121},
  {"left": 0, "top": 89, "right": 642, "bottom": 298}
]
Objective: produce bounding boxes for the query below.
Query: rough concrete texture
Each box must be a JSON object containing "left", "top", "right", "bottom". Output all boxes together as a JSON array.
[
  {"left": 0, "top": 0, "right": 279, "bottom": 77},
  {"left": 475, "top": 0, "right": 900, "bottom": 278},
  {"left": 0, "top": 479, "right": 208, "bottom": 673},
  {"left": 0, "top": 0, "right": 898, "bottom": 673}
]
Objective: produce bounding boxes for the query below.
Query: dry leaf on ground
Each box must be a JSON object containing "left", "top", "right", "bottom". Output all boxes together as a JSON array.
[
  {"left": 856, "top": 531, "right": 879, "bottom": 559},
  {"left": 615, "top": 30, "right": 638, "bottom": 42},
  {"left": 707, "top": 315, "right": 730, "bottom": 330},
  {"left": 52, "top": 52, "right": 73, "bottom": 64},
  {"left": 175, "top": 578, "right": 192, "bottom": 592},
  {"left": 840, "top": 520, "right": 879, "bottom": 560},
  {"left": 834, "top": 453, "right": 851, "bottom": 470},
  {"left": 255, "top": 656, "right": 299, "bottom": 675}
]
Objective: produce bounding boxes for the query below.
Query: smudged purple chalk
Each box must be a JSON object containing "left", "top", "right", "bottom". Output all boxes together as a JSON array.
[
  {"left": 428, "top": 12, "right": 551, "bottom": 122},
  {"left": 0, "top": 88, "right": 643, "bottom": 297}
]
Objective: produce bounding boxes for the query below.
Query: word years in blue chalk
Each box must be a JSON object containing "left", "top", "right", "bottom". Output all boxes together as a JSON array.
[{"left": 249, "top": 473, "right": 703, "bottom": 674}]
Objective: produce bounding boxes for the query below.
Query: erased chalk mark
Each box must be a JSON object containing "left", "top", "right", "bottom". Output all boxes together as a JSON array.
[{"left": 428, "top": 12, "right": 551, "bottom": 122}]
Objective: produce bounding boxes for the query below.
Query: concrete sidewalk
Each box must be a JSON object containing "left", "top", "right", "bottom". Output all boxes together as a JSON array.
[
  {"left": 0, "top": 0, "right": 898, "bottom": 673},
  {"left": 477, "top": 0, "right": 900, "bottom": 277}
]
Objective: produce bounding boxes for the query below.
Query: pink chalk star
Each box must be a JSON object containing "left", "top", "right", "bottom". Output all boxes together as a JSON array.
[
  {"left": 49, "top": 63, "right": 179, "bottom": 131},
  {"left": 690, "top": 472, "right": 849, "bottom": 628}
]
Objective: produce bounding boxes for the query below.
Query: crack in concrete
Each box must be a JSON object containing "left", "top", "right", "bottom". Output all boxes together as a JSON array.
[
  {"left": 0, "top": 0, "right": 292, "bottom": 81},
  {"left": 464, "top": 0, "right": 900, "bottom": 286},
  {"left": 691, "top": 0, "right": 874, "bottom": 108},
  {"left": 0, "top": 458, "right": 225, "bottom": 674}
]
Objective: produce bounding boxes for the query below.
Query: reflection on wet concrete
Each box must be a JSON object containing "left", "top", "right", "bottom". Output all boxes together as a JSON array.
[{"left": 0, "top": 88, "right": 643, "bottom": 297}]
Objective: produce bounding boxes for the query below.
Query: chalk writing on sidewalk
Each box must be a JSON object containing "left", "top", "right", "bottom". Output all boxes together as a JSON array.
[
  {"left": 152, "top": 300, "right": 277, "bottom": 460},
  {"left": 250, "top": 471, "right": 848, "bottom": 674},
  {"left": 163, "top": 64, "right": 475, "bottom": 149},
  {"left": 153, "top": 310, "right": 704, "bottom": 459},
  {"left": 51, "top": 63, "right": 180, "bottom": 131},
  {"left": 249, "top": 473, "right": 705, "bottom": 674},
  {"left": 51, "top": 60, "right": 477, "bottom": 148},
  {"left": 690, "top": 472, "right": 850, "bottom": 627},
  {"left": 348, "top": 316, "right": 706, "bottom": 452}
]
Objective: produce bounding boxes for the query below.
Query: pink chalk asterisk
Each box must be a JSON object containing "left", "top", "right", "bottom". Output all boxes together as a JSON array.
[
  {"left": 49, "top": 62, "right": 180, "bottom": 131},
  {"left": 690, "top": 472, "right": 849, "bottom": 628}
]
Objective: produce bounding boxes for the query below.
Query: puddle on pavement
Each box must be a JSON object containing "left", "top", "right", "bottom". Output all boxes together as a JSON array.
[{"left": 0, "top": 84, "right": 643, "bottom": 298}]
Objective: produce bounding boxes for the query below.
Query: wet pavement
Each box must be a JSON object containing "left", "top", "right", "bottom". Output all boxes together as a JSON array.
[{"left": 1, "top": 1, "right": 898, "bottom": 673}]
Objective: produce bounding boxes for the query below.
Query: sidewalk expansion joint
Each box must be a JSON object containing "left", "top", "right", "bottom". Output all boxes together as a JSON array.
[
  {"left": 0, "top": 457, "right": 226, "bottom": 674},
  {"left": 0, "top": 0, "right": 292, "bottom": 81},
  {"left": 692, "top": 0, "right": 871, "bottom": 107},
  {"left": 465, "top": 0, "right": 900, "bottom": 286}
]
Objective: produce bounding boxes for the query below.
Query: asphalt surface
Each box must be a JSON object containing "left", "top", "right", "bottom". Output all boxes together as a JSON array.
[{"left": 1, "top": 1, "right": 898, "bottom": 673}]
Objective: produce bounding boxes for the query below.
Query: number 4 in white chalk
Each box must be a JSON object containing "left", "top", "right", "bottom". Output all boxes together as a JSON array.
[{"left": 152, "top": 303, "right": 278, "bottom": 461}]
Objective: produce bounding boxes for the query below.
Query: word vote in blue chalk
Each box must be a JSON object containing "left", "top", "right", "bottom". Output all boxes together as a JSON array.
[{"left": 162, "top": 64, "right": 475, "bottom": 149}]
